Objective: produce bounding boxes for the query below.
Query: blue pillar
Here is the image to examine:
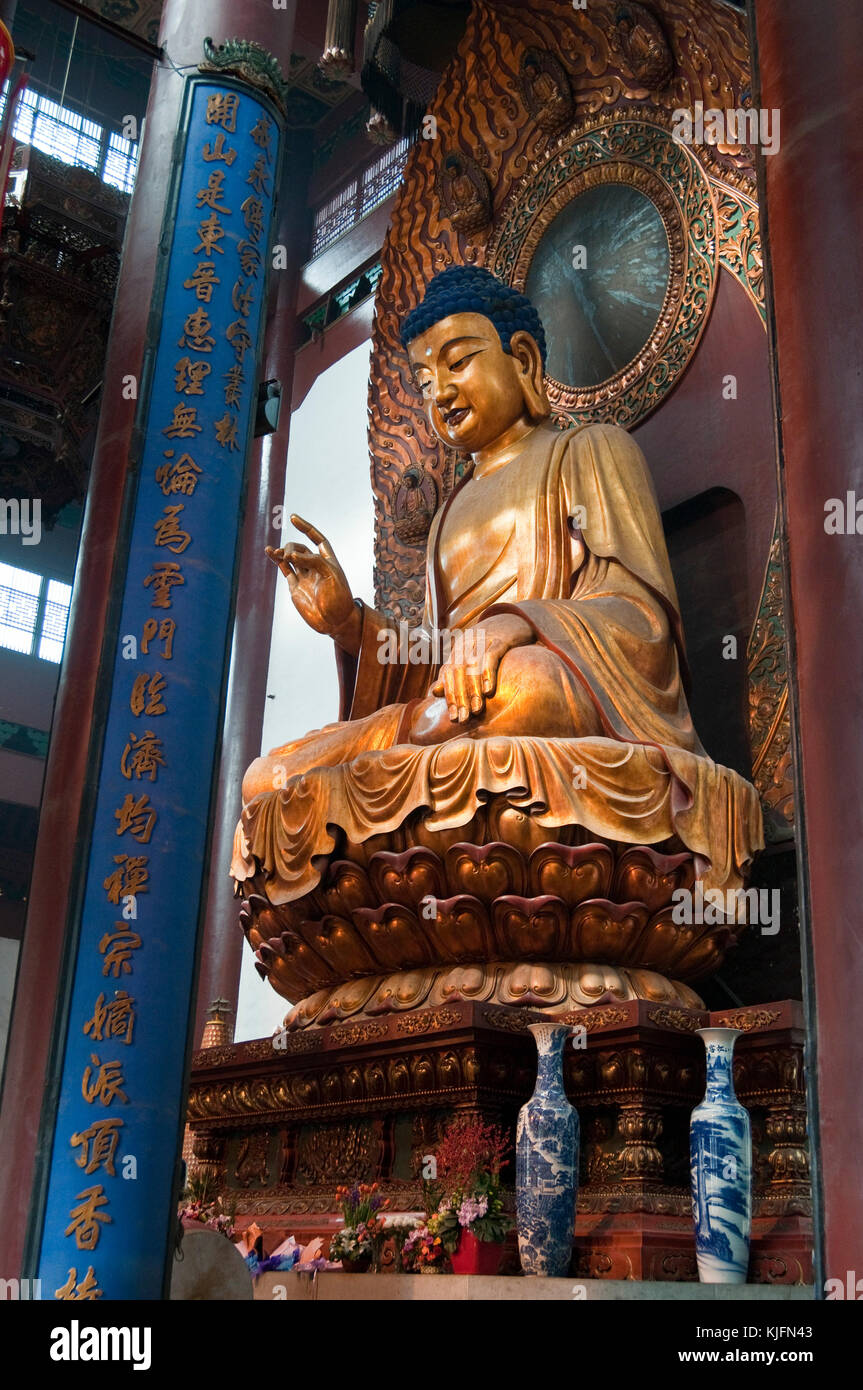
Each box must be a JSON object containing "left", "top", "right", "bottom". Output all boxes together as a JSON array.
[{"left": 32, "top": 60, "right": 284, "bottom": 1301}]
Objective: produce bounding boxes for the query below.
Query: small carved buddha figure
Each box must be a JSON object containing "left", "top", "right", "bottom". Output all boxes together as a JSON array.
[
  {"left": 234, "top": 266, "right": 761, "bottom": 906},
  {"left": 525, "top": 56, "right": 560, "bottom": 108}
]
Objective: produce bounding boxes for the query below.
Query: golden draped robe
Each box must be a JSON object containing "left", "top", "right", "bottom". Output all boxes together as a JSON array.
[{"left": 233, "top": 421, "right": 763, "bottom": 900}]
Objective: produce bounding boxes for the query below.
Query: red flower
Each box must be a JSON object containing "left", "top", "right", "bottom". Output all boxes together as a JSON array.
[{"left": 433, "top": 1117, "right": 510, "bottom": 1193}]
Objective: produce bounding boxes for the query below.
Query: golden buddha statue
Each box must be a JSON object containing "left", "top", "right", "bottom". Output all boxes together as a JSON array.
[{"left": 233, "top": 266, "right": 763, "bottom": 1027}]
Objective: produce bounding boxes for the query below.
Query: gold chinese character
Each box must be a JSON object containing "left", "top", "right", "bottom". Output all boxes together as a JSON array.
[
  {"left": 162, "top": 403, "right": 202, "bottom": 439},
  {"left": 246, "top": 152, "right": 271, "bottom": 198},
  {"left": 183, "top": 260, "right": 221, "bottom": 303},
  {"left": 99, "top": 928, "right": 142, "bottom": 978},
  {"left": 205, "top": 91, "right": 239, "bottom": 133},
  {"left": 81, "top": 1055, "right": 128, "bottom": 1107},
  {"left": 83, "top": 990, "right": 136, "bottom": 1046},
  {"left": 143, "top": 561, "right": 184, "bottom": 610},
  {"left": 202, "top": 130, "right": 237, "bottom": 165},
  {"left": 141, "top": 617, "right": 176, "bottom": 660},
  {"left": 71, "top": 1117, "right": 124, "bottom": 1177},
  {"left": 55, "top": 1266, "right": 103, "bottom": 1301},
  {"left": 223, "top": 364, "right": 245, "bottom": 409},
  {"left": 64, "top": 1186, "right": 112, "bottom": 1251},
  {"left": 196, "top": 168, "right": 232, "bottom": 214},
  {"left": 130, "top": 671, "right": 167, "bottom": 717},
  {"left": 103, "top": 854, "right": 150, "bottom": 904},
  {"left": 231, "top": 278, "right": 254, "bottom": 317},
  {"left": 120, "top": 730, "right": 166, "bottom": 782},
  {"left": 237, "top": 240, "right": 261, "bottom": 277},
  {"left": 214, "top": 413, "right": 239, "bottom": 451},
  {"left": 174, "top": 357, "right": 211, "bottom": 395},
  {"left": 226, "top": 318, "right": 252, "bottom": 363},
  {"left": 250, "top": 113, "right": 273, "bottom": 157},
  {"left": 114, "top": 793, "right": 157, "bottom": 843},
  {"left": 240, "top": 196, "right": 264, "bottom": 241},
  {"left": 156, "top": 452, "right": 202, "bottom": 497},
  {"left": 154, "top": 504, "right": 191, "bottom": 554},
  {"left": 177, "top": 307, "right": 215, "bottom": 354},
  {"left": 193, "top": 212, "right": 226, "bottom": 257}
]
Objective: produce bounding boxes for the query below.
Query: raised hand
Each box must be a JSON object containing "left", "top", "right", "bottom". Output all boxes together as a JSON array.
[{"left": 266, "top": 515, "right": 360, "bottom": 651}]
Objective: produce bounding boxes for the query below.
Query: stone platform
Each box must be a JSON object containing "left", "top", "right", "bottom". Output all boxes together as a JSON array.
[{"left": 252, "top": 1272, "right": 815, "bottom": 1301}]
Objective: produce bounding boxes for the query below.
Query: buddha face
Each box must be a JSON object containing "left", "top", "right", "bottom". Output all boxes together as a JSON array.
[{"left": 408, "top": 311, "right": 541, "bottom": 453}]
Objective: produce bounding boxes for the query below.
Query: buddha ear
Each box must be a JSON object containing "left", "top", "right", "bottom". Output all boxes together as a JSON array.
[{"left": 509, "top": 329, "right": 551, "bottom": 420}]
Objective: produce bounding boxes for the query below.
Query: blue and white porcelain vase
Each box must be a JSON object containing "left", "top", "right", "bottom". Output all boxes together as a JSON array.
[
  {"left": 690, "top": 1027, "right": 752, "bottom": 1283},
  {"left": 516, "top": 1022, "right": 579, "bottom": 1276}
]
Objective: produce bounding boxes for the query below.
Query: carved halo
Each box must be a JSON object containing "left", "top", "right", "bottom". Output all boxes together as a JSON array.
[{"left": 487, "top": 111, "right": 718, "bottom": 429}]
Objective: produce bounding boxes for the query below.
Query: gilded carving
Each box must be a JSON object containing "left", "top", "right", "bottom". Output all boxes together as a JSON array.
[
  {"left": 395, "top": 1008, "right": 463, "bottom": 1035},
  {"left": 274, "top": 961, "right": 702, "bottom": 1030},
  {"left": 646, "top": 1006, "right": 701, "bottom": 1032},
  {"left": 656, "top": 1252, "right": 698, "bottom": 1280},
  {"left": 518, "top": 48, "right": 573, "bottom": 134},
  {"left": 712, "top": 176, "right": 765, "bottom": 322},
  {"left": 618, "top": 1103, "right": 664, "bottom": 1182},
  {"left": 612, "top": 3, "right": 674, "bottom": 90},
  {"left": 747, "top": 523, "right": 796, "bottom": 840},
  {"left": 392, "top": 466, "right": 438, "bottom": 547},
  {"left": 750, "top": 1255, "right": 807, "bottom": 1286},
  {"left": 754, "top": 1193, "right": 812, "bottom": 1220},
  {"left": 483, "top": 1007, "right": 534, "bottom": 1033},
  {"left": 438, "top": 152, "right": 492, "bottom": 237},
  {"left": 188, "top": 1043, "right": 494, "bottom": 1124},
  {"left": 233, "top": 1130, "right": 271, "bottom": 1188},
  {"left": 243, "top": 837, "right": 721, "bottom": 1025},
  {"left": 223, "top": 1182, "right": 426, "bottom": 1218},
  {"left": 294, "top": 1121, "right": 378, "bottom": 1185},
  {"left": 487, "top": 116, "right": 717, "bottom": 431},
  {"left": 554, "top": 1007, "right": 631, "bottom": 1030},
  {"left": 282, "top": 1032, "right": 323, "bottom": 1054},
  {"left": 715, "top": 1008, "right": 782, "bottom": 1033},
  {"left": 326, "top": 1022, "right": 389, "bottom": 1047},
  {"left": 577, "top": 1187, "right": 690, "bottom": 1216},
  {"left": 193, "top": 1039, "right": 275, "bottom": 1068}
]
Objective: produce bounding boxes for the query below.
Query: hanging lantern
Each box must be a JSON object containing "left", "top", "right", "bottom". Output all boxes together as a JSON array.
[
  {"left": 0, "top": 20, "right": 13, "bottom": 85},
  {"left": 361, "top": 0, "right": 470, "bottom": 140}
]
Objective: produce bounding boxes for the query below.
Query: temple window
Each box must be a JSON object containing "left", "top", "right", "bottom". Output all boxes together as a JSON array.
[
  {"left": 0, "top": 563, "right": 71, "bottom": 663},
  {"left": 0, "top": 82, "right": 139, "bottom": 194}
]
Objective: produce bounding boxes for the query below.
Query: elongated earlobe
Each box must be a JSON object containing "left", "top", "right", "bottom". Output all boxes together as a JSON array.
[{"left": 509, "top": 329, "right": 551, "bottom": 420}]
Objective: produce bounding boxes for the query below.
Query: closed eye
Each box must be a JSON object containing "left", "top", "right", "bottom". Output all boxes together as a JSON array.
[{"left": 449, "top": 351, "right": 479, "bottom": 371}]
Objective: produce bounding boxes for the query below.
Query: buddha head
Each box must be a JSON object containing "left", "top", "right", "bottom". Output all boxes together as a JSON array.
[{"left": 401, "top": 265, "right": 551, "bottom": 454}]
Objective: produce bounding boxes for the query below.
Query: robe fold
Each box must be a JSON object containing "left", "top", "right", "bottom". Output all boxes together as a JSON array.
[{"left": 233, "top": 420, "right": 763, "bottom": 901}]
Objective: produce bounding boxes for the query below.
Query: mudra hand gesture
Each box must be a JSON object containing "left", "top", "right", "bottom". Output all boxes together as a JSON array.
[
  {"left": 430, "top": 613, "right": 534, "bottom": 724},
  {"left": 266, "top": 514, "right": 361, "bottom": 653}
]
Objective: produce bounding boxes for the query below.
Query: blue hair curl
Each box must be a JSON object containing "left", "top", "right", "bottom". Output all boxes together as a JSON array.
[{"left": 400, "top": 265, "right": 547, "bottom": 369}]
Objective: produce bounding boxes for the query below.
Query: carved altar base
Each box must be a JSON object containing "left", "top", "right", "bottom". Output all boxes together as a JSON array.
[{"left": 186, "top": 998, "right": 811, "bottom": 1284}]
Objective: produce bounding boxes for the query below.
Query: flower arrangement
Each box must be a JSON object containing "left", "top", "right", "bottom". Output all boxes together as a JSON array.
[
  {"left": 330, "top": 1183, "right": 390, "bottom": 1265},
  {"left": 178, "top": 1171, "right": 237, "bottom": 1239},
  {"left": 401, "top": 1214, "right": 449, "bottom": 1271},
  {"left": 384, "top": 1214, "right": 422, "bottom": 1271},
  {"left": 427, "top": 1117, "right": 513, "bottom": 1248}
]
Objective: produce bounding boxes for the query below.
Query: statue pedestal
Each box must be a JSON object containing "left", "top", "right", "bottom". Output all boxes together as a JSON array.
[{"left": 186, "top": 998, "right": 811, "bottom": 1283}]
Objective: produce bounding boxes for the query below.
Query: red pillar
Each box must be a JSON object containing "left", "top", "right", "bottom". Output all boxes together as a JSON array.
[
  {"left": 192, "top": 139, "right": 309, "bottom": 1044},
  {"left": 751, "top": 0, "right": 863, "bottom": 1285},
  {"left": 0, "top": 0, "right": 297, "bottom": 1277}
]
